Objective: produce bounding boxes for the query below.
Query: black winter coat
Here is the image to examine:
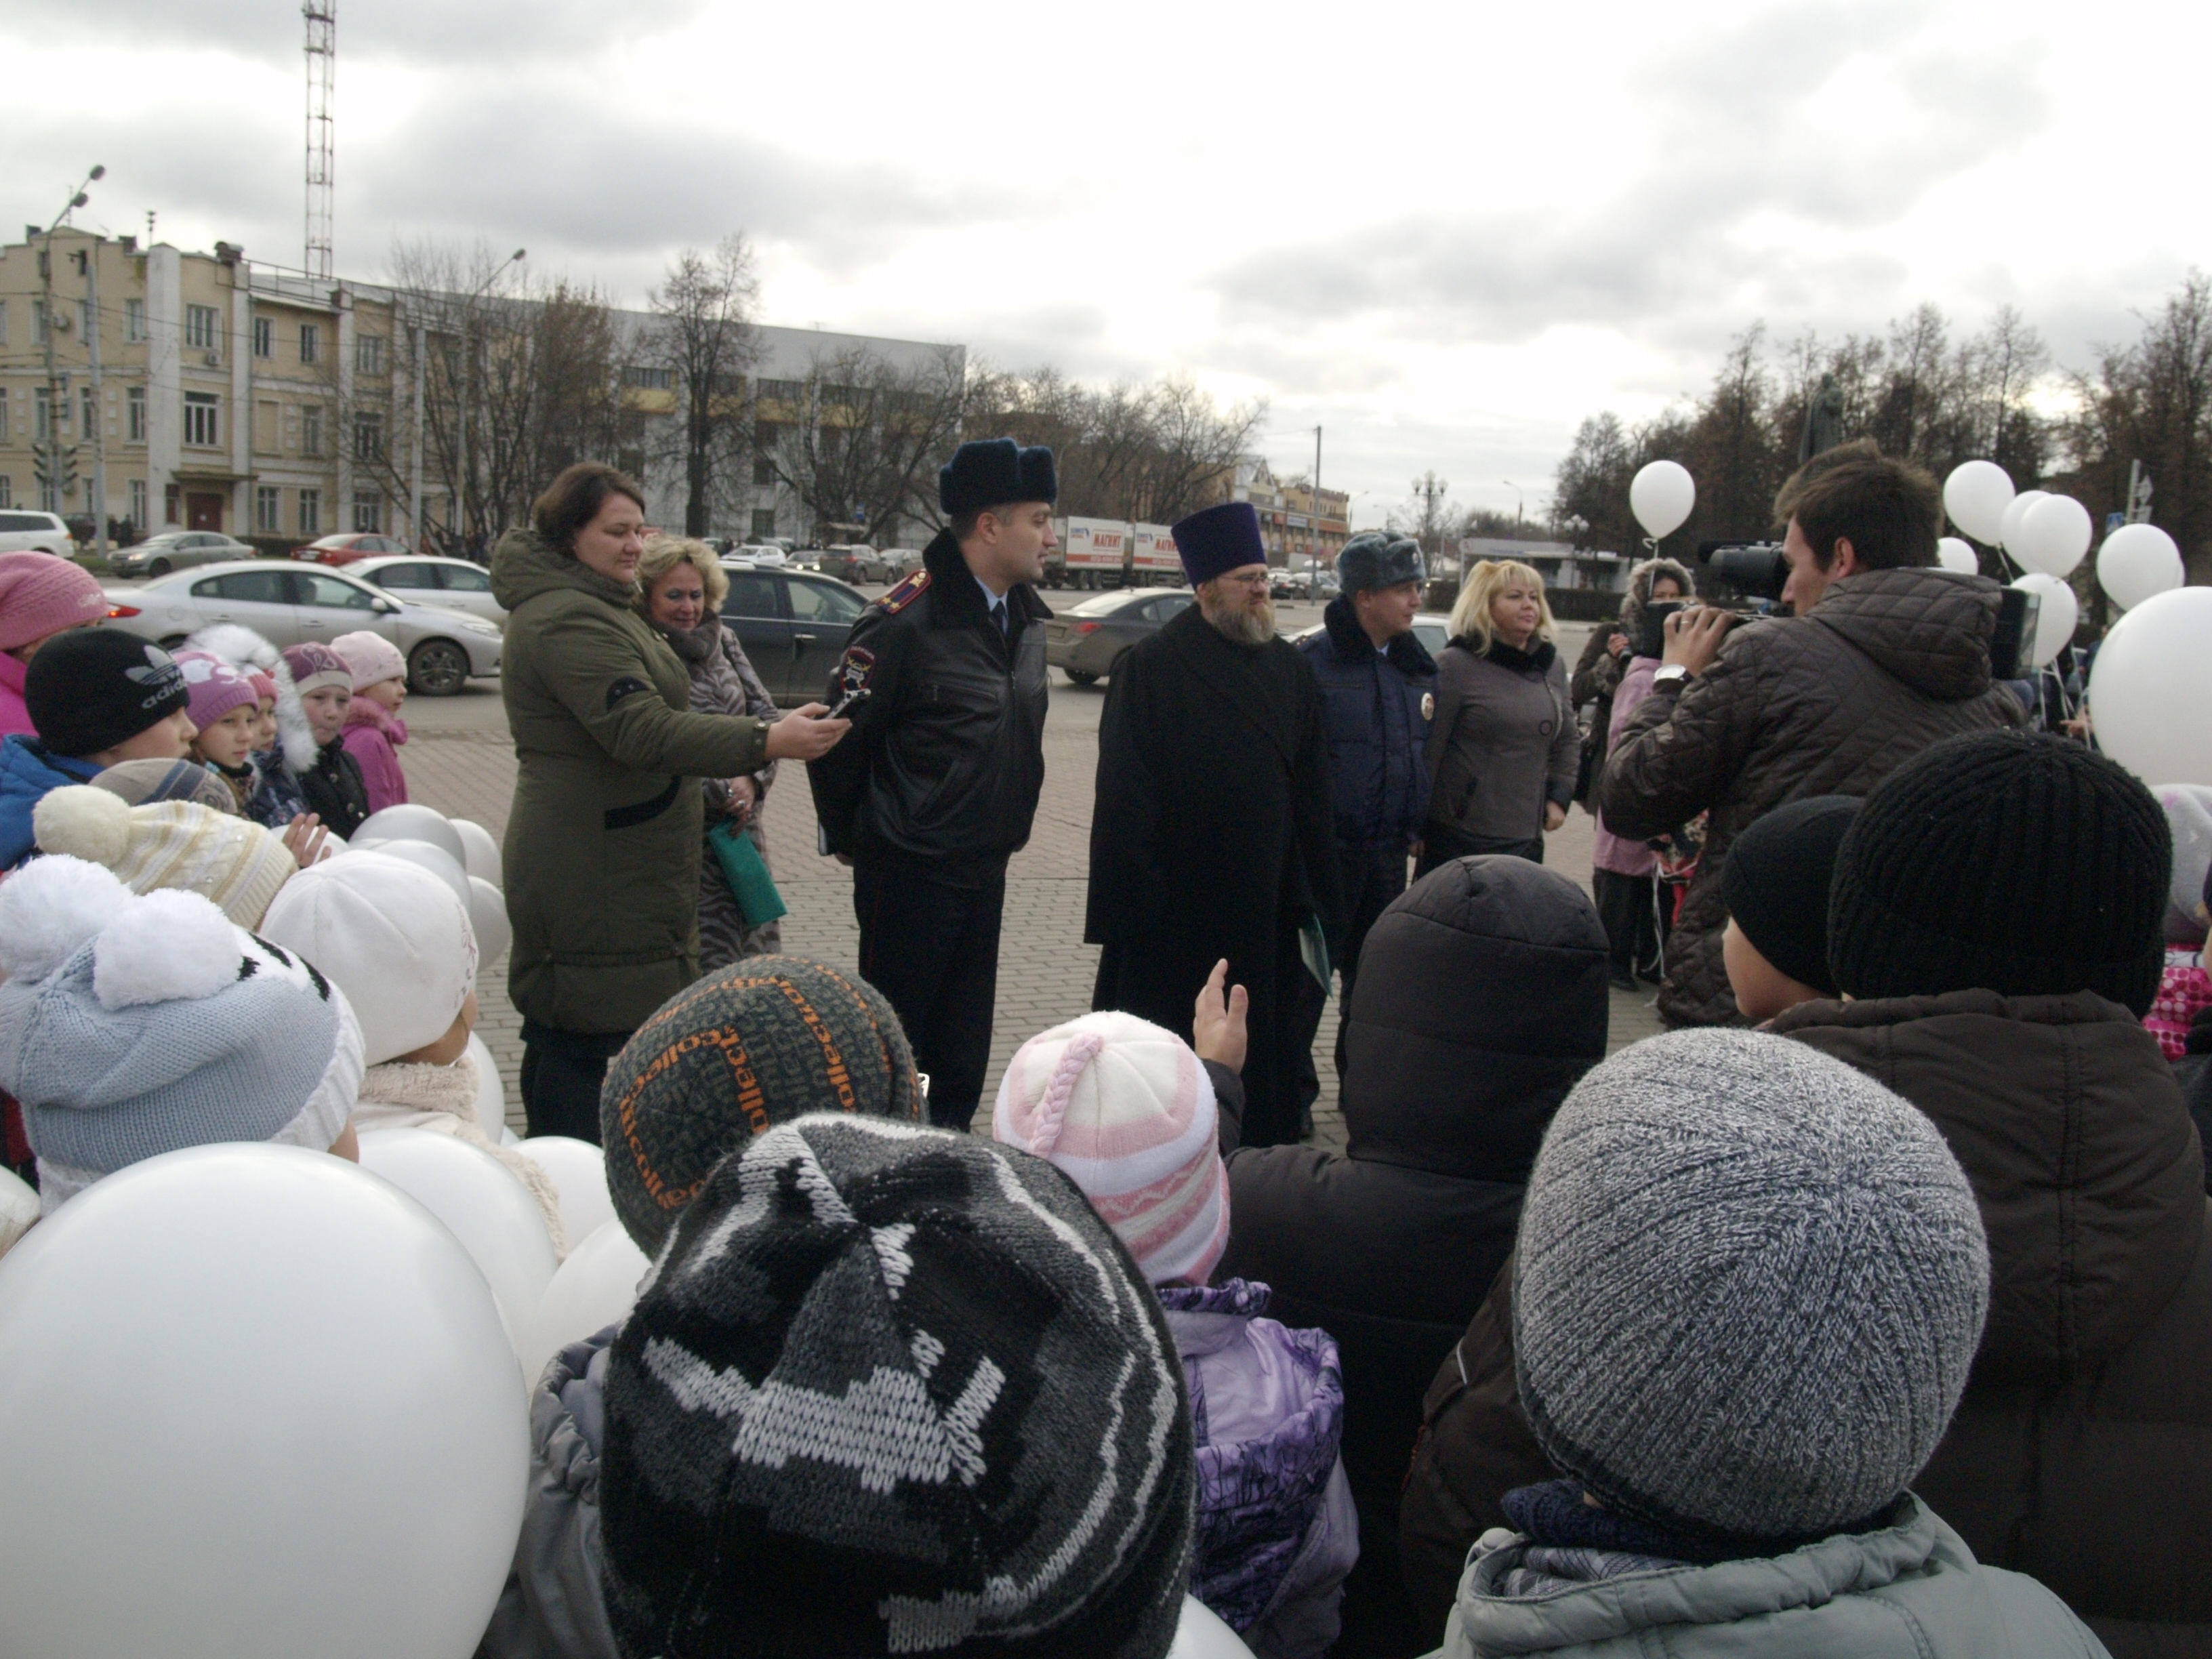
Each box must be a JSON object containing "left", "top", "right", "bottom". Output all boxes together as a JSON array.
[
  {"left": 806, "top": 531, "right": 1048, "bottom": 873},
  {"left": 1086, "top": 605, "right": 1343, "bottom": 1149},
  {"left": 298, "top": 737, "right": 371, "bottom": 840},
  {"left": 1216, "top": 857, "right": 1608, "bottom": 1656},
  {"left": 1299, "top": 598, "right": 1436, "bottom": 853}
]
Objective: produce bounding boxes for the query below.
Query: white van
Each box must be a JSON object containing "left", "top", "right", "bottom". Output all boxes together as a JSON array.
[{"left": 0, "top": 512, "right": 75, "bottom": 557}]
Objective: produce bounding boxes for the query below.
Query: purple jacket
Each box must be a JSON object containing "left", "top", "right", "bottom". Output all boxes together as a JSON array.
[
  {"left": 1590, "top": 655, "right": 1660, "bottom": 877},
  {"left": 340, "top": 701, "right": 409, "bottom": 814},
  {"left": 1158, "top": 1279, "right": 1358, "bottom": 1659}
]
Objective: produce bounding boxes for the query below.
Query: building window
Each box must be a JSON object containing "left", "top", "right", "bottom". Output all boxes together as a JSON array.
[
  {"left": 352, "top": 490, "right": 382, "bottom": 534},
  {"left": 186, "top": 304, "right": 220, "bottom": 352},
  {"left": 33, "top": 388, "right": 52, "bottom": 440},
  {"left": 129, "top": 478, "right": 146, "bottom": 527},
  {"left": 298, "top": 488, "right": 321, "bottom": 535},
  {"left": 302, "top": 406, "right": 323, "bottom": 457},
  {"left": 758, "top": 378, "right": 804, "bottom": 403},
  {"left": 127, "top": 386, "right": 146, "bottom": 443},
  {"left": 352, "top": 411, "right": 384, "bottom": 462},
  {"left": 299, "top": 323, "right": 320, "bottom": 365},
  {"left": 125, "top": 298, "right": 145, "bottom": 342},
  {"left": 354, "top": 335, "right": 386, "bottom": 374},
  {"left": 33, "top": 301, "right": 48, "bottom": 344},
  {"left": 255, "top": 485, "right": 282, "bottom": 533},
  {"left": 754, "top": 453, "right": 777, "bottom": 487},
  {"left": 79, "top": 300, "right": 94, "bottom": 337},
  {"left": 81, "top": 388, "right": 96, "bottom": 434},
  {"left": 184, "top": 392, "right": 220, "bottom": 447},
  {"left": 751, "top": 508, "right": 777, "bottom": 539},
  {"left": 0, "top": 300, "right": 7, "bottom": 345},
  {"left": 253, "top": 316, "right": 273, "bottom": 358},
  {"left": 621, "top": 365, "right": 674, "bottom": 389},
  {"left": 0, "top": 476, "right": 11, "bottom": 509}
]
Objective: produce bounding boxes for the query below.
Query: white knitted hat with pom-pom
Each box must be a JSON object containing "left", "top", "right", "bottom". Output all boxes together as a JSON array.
[{"left": 0, "top": 855, "right": 363, "bottom": 1212}]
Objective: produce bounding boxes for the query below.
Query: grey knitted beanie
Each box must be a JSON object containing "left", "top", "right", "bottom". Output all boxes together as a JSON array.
[
  {"left": 600, "top": 956, "right": 923, "bottom": 1254},
  {"left": 600, "top": 1114, "right": 1195, "bottom": 1659},
  {"left": 1513, "top": 1028, "right": 1988, "bottom": 1544}
]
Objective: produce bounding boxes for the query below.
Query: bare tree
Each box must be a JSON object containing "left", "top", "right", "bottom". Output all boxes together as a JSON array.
[
  {"left": 649, "top": 235, "right": 762, "bottom": 537},
  {"left": 756, "top": 346, "right": 968, "bottom": 545}
]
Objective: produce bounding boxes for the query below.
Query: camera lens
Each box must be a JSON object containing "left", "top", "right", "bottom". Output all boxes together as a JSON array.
[{"left": 1704, "top": 544, "right": 1790, "bottom": 600}]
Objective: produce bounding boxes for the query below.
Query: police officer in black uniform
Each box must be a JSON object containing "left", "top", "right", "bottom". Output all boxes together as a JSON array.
[{"left": 807, "top": 438, "right": 1057, "bottom": 1129}]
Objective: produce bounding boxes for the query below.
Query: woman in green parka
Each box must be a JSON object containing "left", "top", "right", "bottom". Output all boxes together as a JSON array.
[{"left": 492, "top": 464, "right": 849, "bottom": 1140}]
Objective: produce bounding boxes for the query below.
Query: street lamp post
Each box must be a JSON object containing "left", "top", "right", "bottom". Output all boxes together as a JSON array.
[
  {"left": 38, "top": 165, "right": 104, "bottom": 523},
  {"left": 1503, "top": 479, "right": 1523, "bottom": 527},
  {"left": 451, "top": 248, "right": 525, "bottom": 549}
]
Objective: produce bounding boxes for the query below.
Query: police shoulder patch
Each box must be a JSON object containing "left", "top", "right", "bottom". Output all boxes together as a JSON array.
[{"left": 879, "top": 569, "right": 932, "bottom": 614}]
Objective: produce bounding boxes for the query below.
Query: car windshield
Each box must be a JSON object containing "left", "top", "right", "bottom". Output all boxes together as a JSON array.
[{"left": 1066, "top": 592, "right": 1145, "bottom": 617}]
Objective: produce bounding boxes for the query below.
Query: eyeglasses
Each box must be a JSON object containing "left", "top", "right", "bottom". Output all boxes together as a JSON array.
[{"left": 1218, "top": 571, "right": 1271, "bottom": 590}]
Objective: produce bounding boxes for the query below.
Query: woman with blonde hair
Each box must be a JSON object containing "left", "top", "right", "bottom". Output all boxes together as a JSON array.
[
  {"left": 1420, "top": 559, "right": 1578, "bottom": 873},
  {"left": 635, "top": 534, "right": 786, "bottom": 967}
]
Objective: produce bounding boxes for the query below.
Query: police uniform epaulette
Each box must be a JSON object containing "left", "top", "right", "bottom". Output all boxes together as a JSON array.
[{"left": 879, "top": 569, "right": 931, "bottom": 615}]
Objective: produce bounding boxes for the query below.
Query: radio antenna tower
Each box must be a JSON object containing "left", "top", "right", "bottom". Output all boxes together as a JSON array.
[{"left": 304, "top": 0, "right": 335, "bottom": 279}]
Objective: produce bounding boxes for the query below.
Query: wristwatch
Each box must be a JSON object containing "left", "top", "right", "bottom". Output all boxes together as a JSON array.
[{"left": 1652, "top": 664, "right": 1692, "bottom": 691}]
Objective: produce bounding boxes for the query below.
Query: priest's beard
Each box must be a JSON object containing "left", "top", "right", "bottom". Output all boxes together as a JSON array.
[{"left": 1200, "top": 586, "right": 1276, "bottom": 646}]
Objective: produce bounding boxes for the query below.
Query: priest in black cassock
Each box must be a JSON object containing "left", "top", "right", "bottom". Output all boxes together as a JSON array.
[{"left": 1086, "top": 501, "right": 1345, "bottom": 1147}]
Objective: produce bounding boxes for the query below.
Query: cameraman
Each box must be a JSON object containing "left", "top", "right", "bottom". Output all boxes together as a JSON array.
[{"left": 1598, "top": 441, "right": 2021, "bottom": 1027}]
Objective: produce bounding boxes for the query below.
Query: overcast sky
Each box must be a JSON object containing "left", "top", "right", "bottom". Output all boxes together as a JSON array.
[{"left": 7, "top": 0, "right": 2205, "bottom": 529}]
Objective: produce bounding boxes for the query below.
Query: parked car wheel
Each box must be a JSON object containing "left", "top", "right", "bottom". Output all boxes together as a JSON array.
[
  {"left": 1065, "top": 670, "right": 1099, "bottom": 686},
  {"left": 408, "top": 638, "right": 471, "bottom": 697},
  {"left": 148, "top": 559, "right": 171, "bottom": 577}
]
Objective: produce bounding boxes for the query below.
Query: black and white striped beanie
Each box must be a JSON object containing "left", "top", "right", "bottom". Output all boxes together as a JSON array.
[{"left": 600, "top": 1113, "right": 1195, "bottom": 1659}]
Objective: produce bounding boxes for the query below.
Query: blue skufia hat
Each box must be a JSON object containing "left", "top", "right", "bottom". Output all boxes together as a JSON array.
[
  {"left": 939, "top": 438, "right": 1058, "bottom": 516},
  {"left": 1172, "top": 502, "right": 1268, "bottom": 587}
]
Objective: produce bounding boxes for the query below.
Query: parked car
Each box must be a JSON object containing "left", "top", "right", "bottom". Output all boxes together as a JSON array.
[
  {"left": 1288, "top": 615, "right": 1450, "bottom": 658},
  {"left": 291, "top": 532, "right": 413, "bottom": 565},
  {"left": 106, "top": 532, "right": 259, "bottom": 579},
  {"left": 346, "top": 555, "right": 507, "bottom": 628},
  {"left": 0, "top": 510, "right": 76, "bottom": 558},
  {"left": 731, "top": 544, "right": 788, "bottom": 567},
  {"left": 1044, "top": 588, "right": 1195, "bottom": 685},
  {"left": 818, "top": 546, "right": 895, "bottom": 585},
  {"left": 101, "top": 562, "right": 503, "bottom": 696},
  {"left": 716, "top": 564, "right": 870, "bottom": 702}
]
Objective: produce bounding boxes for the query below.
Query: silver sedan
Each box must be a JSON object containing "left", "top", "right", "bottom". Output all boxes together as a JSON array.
[
  {"left": 346, "top": 555, "right": 508, "bottom": 629},
  {"left": 102, "top": 561, "right": 504, "bottom": 696}
]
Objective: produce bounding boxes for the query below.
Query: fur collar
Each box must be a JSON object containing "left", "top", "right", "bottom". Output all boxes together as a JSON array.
[
  {"left": 1322, "top": 595, "right": 1437, "bottom": 676},
  {"left": 344, "top": 699, "right": 407, "bottom": 745},
  {"left": 1453, "top": 634, "right": 1557, "bottom": 674},
  {"left": 184, "top": 622, "right": 319, "bottom": 777}
]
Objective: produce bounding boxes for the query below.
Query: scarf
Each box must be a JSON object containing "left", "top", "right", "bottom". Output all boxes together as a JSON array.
[
  {"left": 651, "top": 612, "right": 720, "bottom": 665},
  {"left": 354, "top": 1052, "right": 569, "bottom": 1255},
  {"left": 1473, "top": 636, "right": 1558, "bottom": 674}
]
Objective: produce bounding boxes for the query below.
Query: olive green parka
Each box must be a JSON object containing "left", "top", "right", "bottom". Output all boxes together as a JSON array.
[{"left": 493, "top": 529, "right": 769, "bottom": 1033}]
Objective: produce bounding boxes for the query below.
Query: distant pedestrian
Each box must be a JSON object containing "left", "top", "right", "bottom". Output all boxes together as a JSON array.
[
  {"left": 1421, "top": 559, "right": 1577, "bottom": 873},
  {"left": 808, "top": 438, "right": 1056, "bottom": 1131},
  {"left": 1088, "top": 501, "right": 1343, "bottom": 1149}
]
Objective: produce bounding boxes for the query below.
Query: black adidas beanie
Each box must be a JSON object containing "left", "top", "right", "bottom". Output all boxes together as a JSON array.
[
  {"left": 1721, "top": 796, "right": 1862, "bottom": 995},
  {"left": 1828, "top": 730, "right": 2170, "bottom": 1015},
  {"left": 600, "top": 1115, "right": 1195, "bottom": 1659},
  {"left": 600, "top": 956, "right": 923, "bottom": 1254},
  {"left": 25, "top": 628, "right": 188, "bottom": 758}
]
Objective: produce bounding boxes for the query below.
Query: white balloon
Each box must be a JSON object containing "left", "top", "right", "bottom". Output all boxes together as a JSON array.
[
  {"left": 2010, "top": 572, "right": 2078, "bottom": 670},
  {"left": 0, "top": 1164, "right": 37, "bottom": 1259},
  {"left": 449, "top": 817, "right": 503, "bottom": 886},
  {"left": 2090, "top": 586, "right": 2212, "bottom": 787},
  {"left": 466, "top": 1031, "right": 508, "bottom": 1141},
  {"left": 355, "top": 1129, "right": 558, "bottom": 1363},
  {"left": 344, "top": 837, "right": 472, "bottom": 912},
  {"left": 1942, "top": 460, "right": 2014, "bottom": 545},
  {"left": 1629, "top": 460, "right": 1696, "bottom": 540},
  {"left": 524, "top": 1217, "right": 651, "bottom": 1385},
  {"left": 1936, "top": 537, "right": 1980, "bottom": 575},
  {"left": 469, "top": 875, "right": 511, "bottom": 970},
  {"left": 353, "top": 804, "right": 466, "bottom": 867},
  {"left": 2013, "top": 494, "right": 2093, "bottom": 579},
  {"left": 518, "top": 1134, "right": 616, "bottom": 1248},
  {"left": 1996, "top": 489, "right": 2049, "bottom": 559},
  {"left": 2097, "top": 523, "right": 2185, "bottom": 611},
  {"left": 1167, "top": 1596, "right": 1256, "bottom": 1659},
  {"left": 0, "top": 1144, "right": 525, "bottom": 1659}
]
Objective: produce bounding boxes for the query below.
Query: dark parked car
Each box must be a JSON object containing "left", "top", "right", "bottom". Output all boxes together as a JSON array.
[
  {"left": 1042, "top": 588, "right": 1193, "bottom": 685},
  {"left": 718, "top": 565, "right": 870, "bottom": 702}
]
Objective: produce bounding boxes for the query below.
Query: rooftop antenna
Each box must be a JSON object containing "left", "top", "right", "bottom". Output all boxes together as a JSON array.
[{"left": 304, "top": 0, "right": 335, "bottom": 279}]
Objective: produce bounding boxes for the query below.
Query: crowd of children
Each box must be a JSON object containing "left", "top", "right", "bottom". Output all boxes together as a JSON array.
[{"left": 0, "top": 599, "right": 2204, "bottom": 1659}]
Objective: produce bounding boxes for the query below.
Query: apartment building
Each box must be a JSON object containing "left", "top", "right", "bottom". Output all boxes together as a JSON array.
[{"left": 1226, "top": 455, "right": 1351, "bottom": 567}]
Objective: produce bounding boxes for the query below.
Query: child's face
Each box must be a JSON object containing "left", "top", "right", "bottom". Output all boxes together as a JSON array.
[
  {"left": 101, "top": 706, "right": 198, "bottom": 764},
  {"left": 364, "top": 676, "right": 407, "bottom": 715},
  {"left": 301, "top": 685, "right": 351, "bottom": 745},
  {"left": 253, "top": 697, "right": 276, "bottom": 752},
  {"left": 192, "top": 704, "right": 259, "bottom": 770}
]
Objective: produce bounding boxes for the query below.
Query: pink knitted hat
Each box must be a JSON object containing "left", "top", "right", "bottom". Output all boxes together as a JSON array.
[
  {"left": 330, "top": 630, "right": 405, "bottom": 692},
  {"left": 0, "top": 552, "right": 106, "bottom": 653},
  {"left": 171, "top": 651, "right": 260, "bottom": 733},
  {"left": 280, "top": 642, "right": 352, "bottom": 697},
  {"left": 993, "top": 1010, "right": 1229, "bottom": 1285},
  {"left": 247, "top": 670, "right": 276, "bottom": 704}
]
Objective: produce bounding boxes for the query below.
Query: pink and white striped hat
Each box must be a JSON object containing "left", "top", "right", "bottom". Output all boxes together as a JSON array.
[{"left": 993, "top": 1010, "right": 1229, "bottom": 1286}]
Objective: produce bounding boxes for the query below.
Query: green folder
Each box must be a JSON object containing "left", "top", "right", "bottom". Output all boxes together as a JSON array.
[{"left": 705, "top": 819, "right": 788, "bottom": 926}]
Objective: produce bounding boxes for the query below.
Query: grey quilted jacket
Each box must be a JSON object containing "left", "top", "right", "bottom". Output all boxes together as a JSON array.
[
  {"left": 1597, "top": 567, "right": 2020, "bottom": 1026},
  {"left": 1428, "top": 1496, "right": 2108, "bottom": 1658}
]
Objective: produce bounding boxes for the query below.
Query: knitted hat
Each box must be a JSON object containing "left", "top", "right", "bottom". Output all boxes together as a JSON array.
[
  {"left": 0, "top": 855, "right": 364, "bottom": 1213},
  {"left": 1513, "top": 1029, "right": 1988, "bottom": 1544},
  {"left": 0, "top": 550, "right": 106, "bottom": 652},
  {"left": 171, "top": 650, "right": 262, "bottom": 735},
  {"left": 246, "top": 669, "right": 277, "bottom": 705},
  {"left": 994, "top": 1011, "right": 1228, "bottom": 1285},
  {"left": 24, "top": 629, "right": 188, "bottom": 758},
  {"left": 258, "top": 851, "right": 478, "bottom": 1067},
  {"left": 1828, "top": 730, "right": 2170, "bottom": 1015},
  {"left": 2157, "top": 785, "right": 2212, "bottom": 941},
  {"left": 91, "top": 757, "right": 239, "bottom": 813},
  {"left": 1172, "top": 502, "right": 1267, "bottom": 587},
  {"left": 600, "top": 1115, "right": 1195, "bottom": 1659},
  {"left": 600, "top": 956, "right": 922, "bottom": 1254},
  {"left": 280, "top": 641, "right": 352, "bottom": 697},
  {"left": 1719, "top": 796, "right": 1862, "bottom": 995},
  {"left": 331, "top": 629, "right": 405, "bottom": 692},
  {"left": 939, "top": 437, "right": 1058, "bottom": 516},
  {"left": 35, "top": 785, "right": 295, "bottom": 928}
]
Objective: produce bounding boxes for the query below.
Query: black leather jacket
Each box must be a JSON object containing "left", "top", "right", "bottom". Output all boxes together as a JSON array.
[{"left": 806, "top": 530, "right": 1050, "bottom": 872}]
